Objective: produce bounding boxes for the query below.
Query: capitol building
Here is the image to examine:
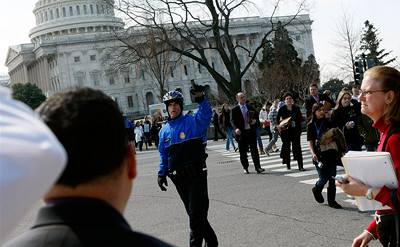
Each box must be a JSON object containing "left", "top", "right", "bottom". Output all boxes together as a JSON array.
[{"left": 5, "top": 0, "right": 315, "bottom": 118}]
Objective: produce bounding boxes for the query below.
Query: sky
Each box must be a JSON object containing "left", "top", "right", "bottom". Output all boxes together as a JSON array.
[{"left": 0, "top": 0, "right": 399, "bottom": 83}]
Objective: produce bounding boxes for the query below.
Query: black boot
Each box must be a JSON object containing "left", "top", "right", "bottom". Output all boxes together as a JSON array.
[
  {"left": 327, "top": 187, "right": 342, "bottom": 209},
  {"left": 312, "top": 186, "right": 324, "bottom": 203}
]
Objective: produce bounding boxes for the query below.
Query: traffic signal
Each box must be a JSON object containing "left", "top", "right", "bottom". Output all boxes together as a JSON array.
[
  {"left": 354, "top": 60, "right": 364, "bottom": 84},
  {"left": 366, "top": 58, "right": 376, "bottom": 69}
]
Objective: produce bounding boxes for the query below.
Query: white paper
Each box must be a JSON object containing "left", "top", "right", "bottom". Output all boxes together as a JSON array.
[{"left": 341, "top": 151, "right": 398, "bottom": 211}]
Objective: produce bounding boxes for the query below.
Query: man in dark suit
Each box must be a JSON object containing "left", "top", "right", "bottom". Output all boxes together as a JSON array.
[
  {"left": 230, "top": 92, "right": 265, "bottom": 174},
  {"left": 304, "top": 83, "right": 336, "bottom": 121},
  {"left": 4, "top": 88, "right": 173, "bottom": 247}
]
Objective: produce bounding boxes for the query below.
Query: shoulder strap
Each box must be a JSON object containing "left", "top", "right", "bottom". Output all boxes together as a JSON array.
[
  {"left": 382, "top": 122, "right": 400, "bottom": 151},
  {"left": 383, "top": 122, "right": 400, "bottom": 243}
]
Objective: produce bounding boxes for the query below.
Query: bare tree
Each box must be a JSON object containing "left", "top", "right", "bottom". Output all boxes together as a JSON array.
[
  {"left": 102, "top": 26, "right": 179, "bottom": 101},
  {"left": 331, "top": 11, "right": 361, "bottom": 82},
  {"left": 141, "top": 29, "right": 180, "bottom": 100},
  {"left": 104, "top": 0, "right": 306, "bottom": 101}
]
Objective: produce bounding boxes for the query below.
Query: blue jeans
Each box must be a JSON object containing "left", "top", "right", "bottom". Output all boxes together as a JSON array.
[
  {"left": 256, "top": 127, "right": 263, "bottom": 150},
  {"left": 225, "top": 126, "right": 236, "bottom": 151},
  {"left": 265, "top": 128, "right": 279, "bottom": 151},
  {"left": 314, "top": 160, "right": 337, "bottom": 190}
]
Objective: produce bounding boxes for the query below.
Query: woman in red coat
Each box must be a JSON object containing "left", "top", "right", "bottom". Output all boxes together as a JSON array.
[{"left": 337, "top": 66, "right": 400, "bottom": 247}]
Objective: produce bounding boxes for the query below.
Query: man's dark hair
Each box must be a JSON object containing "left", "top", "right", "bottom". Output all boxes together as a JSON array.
[
  {"left": 309, "top": 83, "right": 318, "bottom": 88},
  {"left": 282, "top": 92, "right": 294, "bottom": 100},
  {"left": 37, "top": 88, "right": 128, "bottom": 187}
]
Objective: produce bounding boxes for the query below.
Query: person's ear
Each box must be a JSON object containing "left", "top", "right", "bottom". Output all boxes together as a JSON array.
[
  {"left": 385, "top": 90, "right": 395, "bottom": 105},
  {"left": 126, "top": 143, "right": 137, "bottom": 180}
]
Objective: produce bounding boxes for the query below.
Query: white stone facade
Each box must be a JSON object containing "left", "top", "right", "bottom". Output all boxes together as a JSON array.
[{"left": 5, "top": 0, "right": 315, "bottom": 118}]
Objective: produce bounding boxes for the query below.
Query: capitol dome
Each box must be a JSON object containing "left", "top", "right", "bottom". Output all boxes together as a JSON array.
[{"left": 29, "top": 0, "right": 124, "bottom": 43}]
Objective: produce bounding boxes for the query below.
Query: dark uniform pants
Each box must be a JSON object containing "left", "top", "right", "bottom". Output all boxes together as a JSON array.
[{"left": 169, "top": 167, "right": 218, "bottom": 247}]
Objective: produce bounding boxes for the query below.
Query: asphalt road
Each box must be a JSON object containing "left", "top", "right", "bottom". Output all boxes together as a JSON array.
[{"left": 7, "top": 135, "right": 381, "bottom": 247}]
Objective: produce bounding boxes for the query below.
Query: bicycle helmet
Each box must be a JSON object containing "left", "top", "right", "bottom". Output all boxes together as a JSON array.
[{"left": 163, "top": 90, "right": 184, "bottom": 112}]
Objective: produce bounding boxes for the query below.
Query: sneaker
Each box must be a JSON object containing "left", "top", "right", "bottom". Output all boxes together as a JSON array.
[
  {"left": 299, "top": 168, "right": 306, "bottom": 172},
  {"left": 264, "top": 148, "right": 270, "bottom": 156},
  {"left": 259, "top": 149, "right": 265, "bottom": 155},
  {"left": 243, "top": 169, "right": 250, "bottom": 174}
]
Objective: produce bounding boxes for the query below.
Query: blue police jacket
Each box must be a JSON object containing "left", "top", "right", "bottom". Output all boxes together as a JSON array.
[{"left": 158, "top": 99, "right": 212, "bottom": 176}]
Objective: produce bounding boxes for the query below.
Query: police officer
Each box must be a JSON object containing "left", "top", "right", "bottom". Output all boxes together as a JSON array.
[{"left": 157, "top": 82, "right": 218, "bottom": 247}]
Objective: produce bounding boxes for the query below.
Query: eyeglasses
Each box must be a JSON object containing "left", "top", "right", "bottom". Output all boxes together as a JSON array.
[{"left": 359, "top": 89, "right": 388, "bottom": 97}]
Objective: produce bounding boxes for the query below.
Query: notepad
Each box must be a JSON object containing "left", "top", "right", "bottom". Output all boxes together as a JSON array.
[{"left": 341, "top": 151, "right": 398, "bottom": 211}]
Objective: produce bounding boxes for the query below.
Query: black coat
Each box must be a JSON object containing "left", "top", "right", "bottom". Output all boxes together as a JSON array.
[
  {"left": 3, "top": 198, "right": 174, "bottom": 247},
  {"left": 230, "top": 104, "right": 260, "bottom": 132},
  {"left": 304, "top": 94, "right": 336, "bottom": 120},
  {"left": 276, "top": 105, "right": 303, "bottom": 135},
  {"left": 331, "top": 105, "right": 363, "bottom": 146}
]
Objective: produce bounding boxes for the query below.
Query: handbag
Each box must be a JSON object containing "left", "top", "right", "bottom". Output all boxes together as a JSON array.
[{"left": 277, "top": 117, "right": 291, "bottom": 133}]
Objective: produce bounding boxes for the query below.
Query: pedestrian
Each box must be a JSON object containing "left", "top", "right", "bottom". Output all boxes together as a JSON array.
[
  {"left": 220, "top": 103, "right": 237, "bottom": 152},
  {"left": 358, "top": 114, "right": 380, "bottom": 151},
  {"left": 134, "top": 121, "right": 144, "bottom": 151},
  {"left": 143, "top": 116, "right": 152, "bottom": 149},
  {"left": 212, "top": 109, "right": 225, "bottom": 141},
  {"left": 331, "top": 90, "right": 363, "bottom": 151},
  {"left": 230, "top": 92, "right": 265, "bottom": 174},
  {"left": 0, "top": 86, "right": 66, "bottom": 245},
  {"left": 304, "top": 83, "right": 336, "bottom": 121},
  {"left": 249, "top": 100, "right": 265, "bottom": 155},
  {"left": 337, "top": 66, "right": 400, "bottom": 247},
  {"left": 3, "top": 88, "right": 174, "bottom": 247},
  {"left": 322, "top": 90, "right": 335, "bottom": 119},
  {"left": 351, "top": 84, "right": 361, "bottom": 105},
  {"left": 264, "top": 99, "right": 280, "bottom": 155},
  {"left": 308, "top": 103, "right": 343, "bottom": 209},
  {"left": 276, "top": 92, "right": 305, "bottom": 171},
  {"left": 259, "top": 102, "right": 273, "bottom": 152},
  {"left": 257, "top": 102, "right": 272, "bottom": 155},
  {"left": 157, "top": 83, "right": 218, "bottom": 247},
  {"left": 124, "top": 116, "right": 135, "bottom": 142},
  {"left": 151, "top": 118, "right": 162, "bottom": 147}
]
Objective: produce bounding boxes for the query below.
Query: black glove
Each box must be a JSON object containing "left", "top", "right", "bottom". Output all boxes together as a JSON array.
[
  {"left": 157, "top": 176, "right": 168, "bottom": 191},
  {"left": 190, "top": 80, "right": 206, "bottom": 103}
]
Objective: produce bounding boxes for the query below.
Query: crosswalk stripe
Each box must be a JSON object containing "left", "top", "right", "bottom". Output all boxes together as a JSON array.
[
  {"left": 300, "top": 178, "right": 319, "bottom": 185},
  {"left": 224, "top": 153, "right": 313, "bottom": 164},
  {"left": 208, "top": 134, "right": 356, "bottom": 207},
  {"left": 343, "top": 199, "right": 357, "bottom": 205},
  {"left": 272, "top": 163, "right": 314, "bottom": 173},
  {"left": 322, "top": 187, "right": 344, "bottom": 194},
  {"left": 285, "top": 169, "right": 318, "bottom": 177},
  {"left": 255, "top": 154, "right": 313, "bottom": 164}
]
